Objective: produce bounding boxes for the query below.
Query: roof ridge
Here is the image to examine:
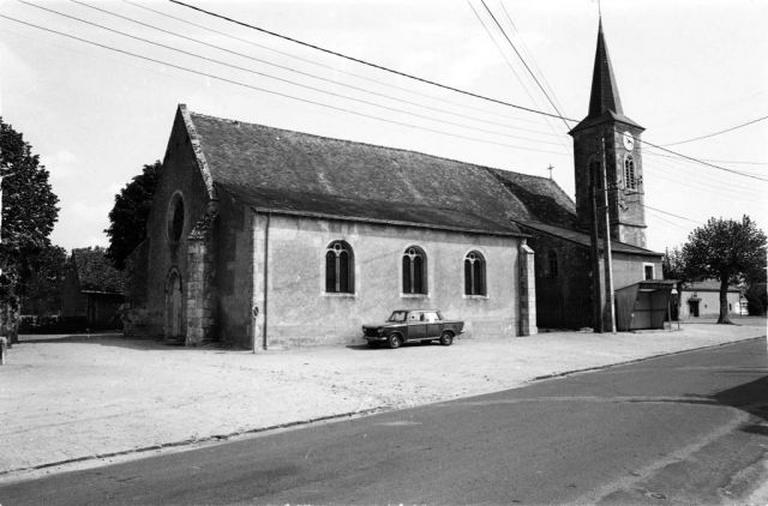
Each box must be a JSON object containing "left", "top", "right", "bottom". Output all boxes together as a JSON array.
[
  {"left": 486, "top": 166, "right": 552, "bottom": 182},
  {"left": 187, "top": 108, "right": 536, "bottom": 179}
]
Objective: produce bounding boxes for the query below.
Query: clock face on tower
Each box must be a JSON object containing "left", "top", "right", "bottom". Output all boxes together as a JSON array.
[{"left": 622, "top": 131, "right": 635, "bottom": 151}]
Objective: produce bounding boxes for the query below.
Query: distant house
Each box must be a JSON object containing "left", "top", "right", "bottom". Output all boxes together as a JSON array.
[
  {"left": 61, "top": 247, "right": 126, "bottom": 330},
  {"left": 678, "top": 280, "right": 743, "bottom": 319}
]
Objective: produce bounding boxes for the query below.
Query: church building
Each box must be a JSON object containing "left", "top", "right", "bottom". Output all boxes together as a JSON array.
[
  {"left": 125, "top": 21, "right": 663, "bottom": 348},
  {"left": 522, "top": 20, "right": 665, "bottom": 330}
]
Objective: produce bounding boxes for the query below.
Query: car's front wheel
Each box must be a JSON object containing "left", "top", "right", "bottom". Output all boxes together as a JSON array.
[
  {"left": 388, "top": 333, "right": 403, "bottom": 349},
  {"left": 439, "top": 331, "right": 454, "bottom": 346}
]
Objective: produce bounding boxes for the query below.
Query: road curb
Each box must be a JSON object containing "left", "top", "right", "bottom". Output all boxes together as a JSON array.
[
  {"left": 0, "top": 406, "right": 390, "bottom": 479},
  {"left": 1, "top": 334, "right": 764, "bottom": 481},
  {"left": 528, "top": 335, "right": 766, "bottom": 383}
]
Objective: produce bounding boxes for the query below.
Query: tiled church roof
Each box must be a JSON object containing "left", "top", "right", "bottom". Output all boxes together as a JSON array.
[
  {"left": 517, "top": 221, "right": 660, "bottom": 257},
  {"left": 185, "top": 107, "right": 579, "bottom": 237}
]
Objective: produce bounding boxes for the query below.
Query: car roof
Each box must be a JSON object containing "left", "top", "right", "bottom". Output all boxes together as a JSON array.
[{"left": 393, "top": 309, "right": 439, "bottom": 312}]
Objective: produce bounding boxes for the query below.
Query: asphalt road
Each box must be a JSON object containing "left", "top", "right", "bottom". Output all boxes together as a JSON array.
[{"left": 2, "top": 337, "right": 766, "bottom": 505}]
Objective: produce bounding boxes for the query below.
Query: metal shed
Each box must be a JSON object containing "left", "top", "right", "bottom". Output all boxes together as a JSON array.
[{"left": 615, "top": 280, "right": 677, "bottom": 331}]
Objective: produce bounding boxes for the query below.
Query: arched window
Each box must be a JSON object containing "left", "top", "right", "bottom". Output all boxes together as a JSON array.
[
  {"left": 402, "top": 246, "right": 427, "bottom": 294},
  {"left": 624, "top": 156, "right": 636, "bottom": 190},
  {"left": 464, "top": 251, "right": 486, "bottom": 296},
  {"left": 548, "top": 250, "right": 559, "bottom": 278},
  {"left": 167, "top": 193, "right": 185, "bottom": 243},
  {"left": 325, "top": 241, "right": 354, "bottom": 293}
]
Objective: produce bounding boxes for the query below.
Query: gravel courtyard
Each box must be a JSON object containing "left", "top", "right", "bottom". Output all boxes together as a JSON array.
[{"left": 1, "top": 317, "right": 764, "bottom": 480}]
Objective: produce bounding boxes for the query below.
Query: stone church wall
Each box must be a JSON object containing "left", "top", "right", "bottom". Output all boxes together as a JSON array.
[
  {"left": 213, "top": 190, "right": 255, "bottom": 348},
  {"left": 528, "top": 234, "right": 593, "bottom": 329},
  {"left": 250, "top": 213, "right": 524, "bottom": 348},
  {"left": 528, "top": 230, "right": 663, "bottom": 330},
  {"left": 141, "top": 113, "right": 213, "bottom": 341}
]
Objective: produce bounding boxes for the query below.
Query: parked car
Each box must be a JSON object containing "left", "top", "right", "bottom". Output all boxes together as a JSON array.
[{"left": 362, "top": 309, "right": 464, "bottom": 349}]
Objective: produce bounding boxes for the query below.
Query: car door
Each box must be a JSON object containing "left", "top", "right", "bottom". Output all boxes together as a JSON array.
[
  {"left": 424, "top": 311, "right": 442, "bottom": 337},
  {"left": 406, "top": 311, "right": 427, "bottom": 340}
]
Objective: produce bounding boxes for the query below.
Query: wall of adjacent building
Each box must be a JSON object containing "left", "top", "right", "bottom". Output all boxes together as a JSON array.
[
  {"left": 612, "top": 252, "right": 662, "bottom": 288},
  {"left": 249, "top": 213, "right": 526, "bottom": 349},
  {"left": 679, "top": 289, "right": 741, "bottom": 319}
]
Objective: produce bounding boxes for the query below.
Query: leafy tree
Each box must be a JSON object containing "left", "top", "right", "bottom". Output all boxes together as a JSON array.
[
  {"left": 70, "top": 246, "right": 125, "bottom": 293},
  {"left": 681, "top": 216, "right": 767, "bottom": 324},
  {"left": 662, "top": 247, "right": 686, "bottom": 281},
  {"left": 745, "top": 281, "right": 767, "bottom": 316},
  {"left": 105, "top": 161, "right": 160, "bottom": 269},
  {"left": 1, "top": 117, "right": 60, "bottom": 343},
  {"left": 18, "top": 244, "right": 67, "bottom": 316}
]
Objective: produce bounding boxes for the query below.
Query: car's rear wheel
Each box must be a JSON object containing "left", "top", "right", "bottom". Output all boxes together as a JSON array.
[
  {"left": 388, "top": 333, "right": 403, "bottom": 349},
  {"left": 439, "top": 331, "right": 454, "bottom": 346}
]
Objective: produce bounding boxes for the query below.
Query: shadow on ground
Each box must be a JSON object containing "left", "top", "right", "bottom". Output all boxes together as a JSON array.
[
  {"left": 345, "top": 341, "right": 445, "bottom": 351},
  {"left": 712, "top": 375, "right": 768, "bottom": 435},
  {"left": 17, "top": 334, "right": 204, "bottom": 352}
]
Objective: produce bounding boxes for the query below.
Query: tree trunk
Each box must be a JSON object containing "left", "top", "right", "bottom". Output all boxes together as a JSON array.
[{"left": 717, "top": 276, "right": 732, "bottom": 324}]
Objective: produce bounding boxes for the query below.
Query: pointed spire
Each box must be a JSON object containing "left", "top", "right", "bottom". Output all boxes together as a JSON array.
[{"left": 587, "top": 19, "right": 623, "bottom": 117}]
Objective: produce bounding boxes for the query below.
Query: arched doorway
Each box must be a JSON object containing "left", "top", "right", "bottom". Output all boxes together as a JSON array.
[{"left": 165, "top": 269, "right": 184, "bottom": 339}]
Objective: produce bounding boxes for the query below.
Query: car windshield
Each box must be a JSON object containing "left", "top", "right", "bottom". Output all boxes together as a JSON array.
[{"left": 387, "top": 311, "right": 408, "bottom": 322}]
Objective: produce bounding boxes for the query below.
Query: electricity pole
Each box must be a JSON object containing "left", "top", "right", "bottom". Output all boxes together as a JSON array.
[
  {"left": 600, "top": 137, "right": 617, "bottom": 333},
  {"left": 589, "top": 159, "right": 603, "bottom": 333}
]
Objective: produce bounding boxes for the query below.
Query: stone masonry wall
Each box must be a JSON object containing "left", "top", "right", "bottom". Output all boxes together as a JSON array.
[
  {"left": 214, "top": 191, "right": 254, "bottom": 348},
  {"left": 527, "top": 233, "right": 593, "bottom": 329},
  {"left": 251, "top": 213, "right": 525, "bottom": 349},
  {"left": 139, "top": 110, "right": 212, "bottom": 340}
]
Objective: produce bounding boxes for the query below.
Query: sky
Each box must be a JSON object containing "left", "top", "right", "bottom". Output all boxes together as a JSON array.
[{"left": 0, "top": 0, "right": 766, "bottom": 253}]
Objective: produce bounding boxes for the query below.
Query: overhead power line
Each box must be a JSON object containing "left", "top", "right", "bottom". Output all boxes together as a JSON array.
[
  {"left": 465, "top": 0, "right": 531, "bottom": 101},
  {"left": 123, "top": 0, "right": 555, "bottom": 131},
  {"left": 11, "top": 1, "right": 764, "bottom": 187},
  {"left": 167, "top": 0, "right": 574, "bottom": 122},
  {"left": 644, "top": 204, "right": 702, "bottom": 225},
  {"left": 464, "top": 0, "right": 570, "bottom": 152},
  {"left": 497, "top": 1, "right": 568, "bottom": 120},
  {"left": 645, "top": 151, "right": 768, "bottom": 167},
  {"left": 3, "top": 9, "right": 750, "bottom": 238},
  {"left": 68, "top": 0, "right": 564, "bottom": 140},
  {"left": 478, "top": 0, "right": 571, "bottom": 130},
  {"left": 26, "top": 1, "right": 565, "bottom": 148},
  {"left": 646, "top": 208, "right": 696, "bottom": 231},
  {"left": 661, "top": 113, "right": 768, "bottom": 146},
  {"left": 0, "top": 13, "right": 568, "bottom": 156},
  {"left": 644, "top": 157, "right": 765, "bottom": 199},
  {"left": 641, "top": 140, "right": 768, "bottom": 183},
  {"left": 166, "top": 0, "right": 766, "bottom": 184}
]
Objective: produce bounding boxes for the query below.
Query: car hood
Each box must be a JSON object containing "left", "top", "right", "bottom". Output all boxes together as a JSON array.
[{"left": 362, "top": 322, "right": 404, "bottom": 328}]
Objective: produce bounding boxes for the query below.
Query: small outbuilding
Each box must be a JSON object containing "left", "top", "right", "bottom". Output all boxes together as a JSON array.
[
  {"left": 61, "top": 247, "right": 126, "bottom": 330},
  {"left": 615, "top": 280, "right": 677, "bottom": 331}
]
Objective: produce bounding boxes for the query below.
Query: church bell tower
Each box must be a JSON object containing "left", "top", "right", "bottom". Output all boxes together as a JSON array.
[{"left": 569, "top": 19, "right": 647, "bottom": 248}]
